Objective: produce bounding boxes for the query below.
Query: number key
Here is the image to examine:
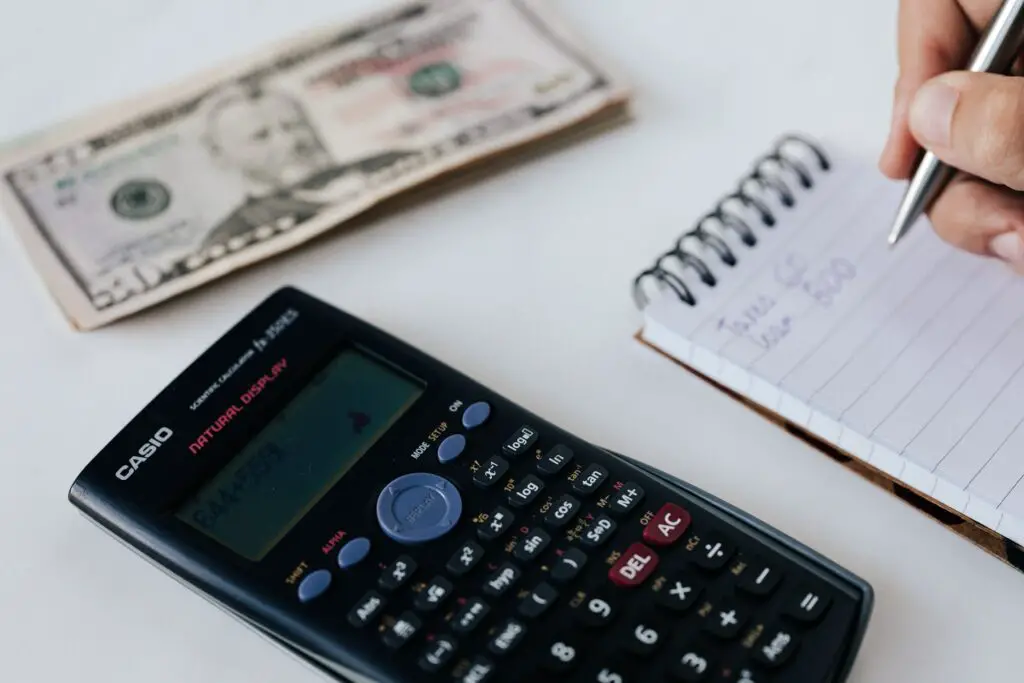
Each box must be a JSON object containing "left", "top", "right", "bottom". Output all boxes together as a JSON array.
[
  {"left": 591, "top": 665, "right": 629, "bottom": 683},
  {"left": 624, "top": 617, "right": 665, "bottom": 656},
  {"left": 572, "top": 464, "right": 608, "bottom": 496},
  {"left": 541, "top": 639, "right": 580, "bottom": 673},
  {"left": 575, "top": 592, "right": 618, "bottom": 627},
  {"left": 509, "top": 474, "right": 544, "bottom": 508},
  {"left": 670, "top": 648, "right": 713, "bottom": 681}
]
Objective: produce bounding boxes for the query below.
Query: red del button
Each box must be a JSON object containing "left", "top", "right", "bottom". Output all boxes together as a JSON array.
[
  {"left": 643, "top": 503, "right": 691, "bottom": 546},
  {"left": 609, "top": 542, "right": 659, "bottom": 587}
]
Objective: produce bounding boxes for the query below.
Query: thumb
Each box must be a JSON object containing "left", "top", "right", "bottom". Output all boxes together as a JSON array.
[{"left": 908, "top": 71, "right": 1024, "bottom": 191}]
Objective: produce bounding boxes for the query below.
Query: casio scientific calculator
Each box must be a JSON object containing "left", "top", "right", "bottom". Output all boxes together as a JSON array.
[{"left": 68, "top": 287, "right": 873, "bottom": 683}]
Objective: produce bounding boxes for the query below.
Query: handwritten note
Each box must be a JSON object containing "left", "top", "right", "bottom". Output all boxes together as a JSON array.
[{"left": 642, "top": 153, "right": 1024, "bottom": 542}]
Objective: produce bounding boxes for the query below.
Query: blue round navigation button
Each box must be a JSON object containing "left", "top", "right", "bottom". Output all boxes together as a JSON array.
[
  {"left": 462, "top": 401, "right": 491, "bottom": 429},
  {"left": 376, "top": 473, "right": 462, "bottom": 544},
  {"left": 337, "top": 537, "right": 371, "bottom": 569}
]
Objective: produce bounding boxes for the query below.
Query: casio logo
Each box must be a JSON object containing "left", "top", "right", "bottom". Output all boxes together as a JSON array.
[{"left": 116, "top": 427, "right": 173, "bottom": 481}]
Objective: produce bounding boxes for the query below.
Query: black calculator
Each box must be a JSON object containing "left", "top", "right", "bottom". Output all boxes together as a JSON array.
[{"left": 68, "top": 287, "right": 873, "bottom": 683}]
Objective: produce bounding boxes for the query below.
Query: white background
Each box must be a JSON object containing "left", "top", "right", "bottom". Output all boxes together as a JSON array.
[{"left": 1, "top": 1, "right": 1022, "bottom": 681}]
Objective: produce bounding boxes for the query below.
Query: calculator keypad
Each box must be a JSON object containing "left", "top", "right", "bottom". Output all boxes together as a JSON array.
[{"left": 333, "top": 404, "right": 863, "bottom": 683}]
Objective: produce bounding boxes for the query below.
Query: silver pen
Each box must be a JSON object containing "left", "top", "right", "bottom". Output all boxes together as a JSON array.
[{"left": 887, "top": 0, "right": 1024, "bottom": 246}]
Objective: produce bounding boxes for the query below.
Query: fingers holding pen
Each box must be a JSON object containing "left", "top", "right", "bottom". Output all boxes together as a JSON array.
[{"left": 927, "top": 173, "right": 1024, "bottom": 270}]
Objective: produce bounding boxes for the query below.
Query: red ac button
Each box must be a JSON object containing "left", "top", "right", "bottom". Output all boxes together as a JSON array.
[{"left": 643, "top": 503, "right": 692, "bottom": 546}]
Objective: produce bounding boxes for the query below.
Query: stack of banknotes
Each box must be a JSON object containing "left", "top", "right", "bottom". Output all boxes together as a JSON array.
[{"left": 0, "top": 0, "right": 630, "bottom": 329}]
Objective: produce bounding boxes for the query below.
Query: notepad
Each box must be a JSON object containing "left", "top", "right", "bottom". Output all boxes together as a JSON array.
[{"left": 633, "top": 134, "right": 1024, "bottom": 571}]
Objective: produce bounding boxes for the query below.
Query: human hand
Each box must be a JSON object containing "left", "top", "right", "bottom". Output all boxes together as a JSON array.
[{"left": 879, "top": 0, "right": 1024, "bottom": 271}]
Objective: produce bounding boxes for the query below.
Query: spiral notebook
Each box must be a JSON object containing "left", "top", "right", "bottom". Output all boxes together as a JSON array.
[{"left": 633, "top": 134, "right": 1024, "bottom": 574}]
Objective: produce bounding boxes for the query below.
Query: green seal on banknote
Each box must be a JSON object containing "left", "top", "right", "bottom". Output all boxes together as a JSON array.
[
  {"left": 408, "top": 62, "right": 462, "bottom": 97},
  {"left": 110, "top": 179, "right": 171, "bottom": 220}
]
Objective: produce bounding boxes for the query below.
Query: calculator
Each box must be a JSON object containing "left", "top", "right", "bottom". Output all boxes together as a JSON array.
[{"left": 68, "top": 286, "right": 873, "bottom": 683}]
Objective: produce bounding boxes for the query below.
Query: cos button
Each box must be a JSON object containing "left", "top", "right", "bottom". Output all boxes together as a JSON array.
[{"left": 377, "top": 473, "right": 463, "bottom": 544}]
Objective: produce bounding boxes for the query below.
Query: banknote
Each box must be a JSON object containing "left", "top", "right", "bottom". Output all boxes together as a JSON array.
[{"left": 0, "top": 0, "right": 630, "bottom": 329}]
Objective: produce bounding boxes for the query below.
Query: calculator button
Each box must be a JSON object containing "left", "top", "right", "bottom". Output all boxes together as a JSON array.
[
  {"left": 572, "top": 464, "right": 608, "bottom": 495},
  {"left": 513, "top": 528, "right": 550, "bottom": 561},
  {"left": 447, "top": 540, "right": 485, "bottom": 576},
  {"left": 581, "top": 514, "right": 617, "bottom": 547},
  {"left": 336, "top": 537, "right": 371, "bottom": 568},
  {"left": 452, "top": 597, "right": 490, "bottom": 633},
  {"left": 642, "top": 502, "right": 691, "bottom": 546},
  {"left": 376, "top": 472, "right": 462, "bottom": 544},
  {"left": 537, "top": 444, "right": 574, "bottom": 475},
  {"left": 692, "top": 537, "right": 733, "bottom": 570},
  {"left": 487, "top": 618, "right": 527, "bottom": 655},
  {"left": 624, "top": 616, "right": 667, "bottom": 656},
  {"left": 518, "top": 582, "right": 558, "bottom": 618},
  {"left": 655, "top": 573, "right": 702, "bottom": 612},
  {"left": 508, "top": 474, "right": 545, "bottom": 507},
  {"left": 483, "top": 562, "right": 521, "bottom": 597},
  {"left": 752, "top": 627, "right": 799, "bottom": 668},
  {"left": 502, "top": 425, "right": 538, "bottom": 457},
  {"left": 476, "top": 507, "right": 514, "bottom": 541},
  {"left": 473, "top": 456, "right": 509, "bottom": 488},
  {"left": 462, "top": 401, "right": 491, "bottom": 429},
  {"left": 383, "top": 611, "right": 421, "bottom": 648},
  {"left": 418, "top": 634, "right": 457, "bottom": 672},
  {"left": 544, "top": 494, "right": 581, "bottom": 527},
  {"left": 296, "top": 569, "right": 331, "bottom": 603},
  {"left": 670, "top": 648, "right": 714, "bottom": 681},
  {"left": 457, "top": 656, "right": 496, "bottom": 683},
  {"left": 550, "top": 547, "right": 588, "bottom": 582},
  {"left": 438, "top": 434, "right": 467, "bottom": 463},
  {"left": 540, "top": 639, "right": 580, "bottom": 672},
  {"left": 784, "top": 586, "right": 831, "bottom": 622},
  {"left": 347, "top": 590, "right": 386, "bottom": 627},
  {"left": 608, "top": 482, "right": 645, "bottom": 516},
  {"left": 379, "top": 555, "right": 416, "bottom": 590},
  {"left": 736, "top": 560, "right": 780, "bottom": 597},
  {"left": 589, "top": 663, "right": 630, "bottom": 683},
  {"left": 703, "top": 603, "right": 747, "bottom": 639},
  {"left": 574, "top": 592, "right": 618, "bottom": 627},
  {"left": 725, "top": 668, "right": 762, "bottom": 683},
  {"left": 414, "top": 576, "right": 452, "bottom": 611},
  {"left": 609, "top": 542, "right": 659, "bottom": 587}
]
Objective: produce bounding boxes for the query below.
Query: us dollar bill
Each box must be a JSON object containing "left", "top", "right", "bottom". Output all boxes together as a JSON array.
[{"left": 0, "top": 0, "right": 630, "bottom": 330}]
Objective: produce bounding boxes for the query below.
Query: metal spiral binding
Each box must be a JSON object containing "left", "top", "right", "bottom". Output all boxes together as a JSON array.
[{"left": 632, "top": 134, "right": 831, "bottom": 309}]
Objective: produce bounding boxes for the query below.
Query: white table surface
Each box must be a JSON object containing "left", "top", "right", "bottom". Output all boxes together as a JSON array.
[{"left": 2, "top": 1, "right": 1023, "bottom": 681}]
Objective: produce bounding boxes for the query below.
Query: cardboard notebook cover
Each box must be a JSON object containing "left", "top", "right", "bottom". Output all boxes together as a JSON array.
[{"left": 636, "top": 331, "right": 1024, "bottom": 576}]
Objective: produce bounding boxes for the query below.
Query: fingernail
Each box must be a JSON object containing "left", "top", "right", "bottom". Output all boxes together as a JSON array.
[
  {"left": 909, "top": 79, "right": 959, "bottom": 147},
  {"left": 988, "top": 232, "right": 1024, "bottom": 273}
]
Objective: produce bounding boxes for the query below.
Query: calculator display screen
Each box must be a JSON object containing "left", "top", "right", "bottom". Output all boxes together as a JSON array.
[{"left": 176, "top": 348, "right": 424, "bottom": 561}]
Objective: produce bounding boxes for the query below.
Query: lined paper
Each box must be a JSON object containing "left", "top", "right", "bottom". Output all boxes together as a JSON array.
[{"left": 642, "top": 150, "right": 1024, "bottom": 543}]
